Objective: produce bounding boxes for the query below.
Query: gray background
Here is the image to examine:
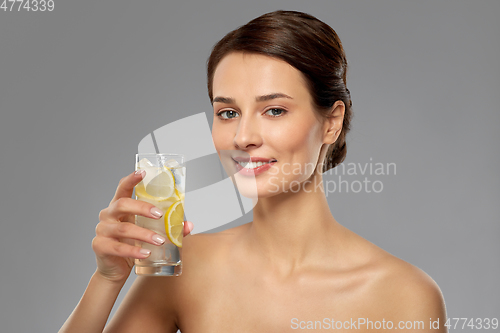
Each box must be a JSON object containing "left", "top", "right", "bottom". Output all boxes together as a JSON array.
[{"left": 0, "top": 0, "right": 498, "bottom": 332}]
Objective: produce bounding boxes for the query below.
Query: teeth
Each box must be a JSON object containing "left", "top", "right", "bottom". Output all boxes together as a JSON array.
[{"left": 237, "top": 161, "right": 273, "bottom": 169}]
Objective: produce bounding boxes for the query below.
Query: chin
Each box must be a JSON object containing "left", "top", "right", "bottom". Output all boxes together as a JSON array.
[{"left": 230, "top": 174, "right": 281, "bottom": 199}]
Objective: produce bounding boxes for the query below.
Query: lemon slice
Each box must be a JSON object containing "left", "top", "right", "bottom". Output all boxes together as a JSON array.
[
  {"left": 174, "top": 188, "right": 184, "bottom": 200},
  {"left": 165, "top": 200, "right": 184, "bottom": 247},
  {"left": 135, "top": 167, "right": 175, "bottom": 201}
]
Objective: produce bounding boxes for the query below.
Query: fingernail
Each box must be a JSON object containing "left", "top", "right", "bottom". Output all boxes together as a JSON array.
[
  {"left": 150, "top": 207, "right": 163, "bottom": 218},
  {"left": 186, "top": 221, "right": 194, "bottom": 233},
  {"left": 135, "top": 170, "right": 145, "bottom": 177},
  {"left": 152, "top": 234, "right": 166, "bottom": 245},
  {"left": 139, "top": 248, "right": 151, "bottom": 256}
]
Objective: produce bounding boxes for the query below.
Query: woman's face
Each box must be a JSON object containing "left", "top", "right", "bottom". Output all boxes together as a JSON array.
[{"left": 211, "top": 52, "right": 340, "bottom": 197}]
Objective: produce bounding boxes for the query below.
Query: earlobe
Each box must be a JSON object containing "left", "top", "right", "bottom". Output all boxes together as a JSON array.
[{"left": 323, "top": 100, "right": 345, "bottom": 144}]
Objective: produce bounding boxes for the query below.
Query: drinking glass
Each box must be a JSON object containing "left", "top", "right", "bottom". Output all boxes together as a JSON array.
[{"left": 134, "top": 153, "right": 186, "bottom": 276}]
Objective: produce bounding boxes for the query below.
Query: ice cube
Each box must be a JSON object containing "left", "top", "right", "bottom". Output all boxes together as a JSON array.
[{"left": 165, "top": 159, "right": 184, "bottom": 176}]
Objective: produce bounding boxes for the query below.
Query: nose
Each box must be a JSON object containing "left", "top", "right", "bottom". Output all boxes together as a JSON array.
[{"left": 233, "top": 113, "right": 262, "bottom": 150}]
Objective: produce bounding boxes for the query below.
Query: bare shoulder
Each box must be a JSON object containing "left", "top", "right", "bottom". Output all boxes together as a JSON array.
[
  {"left": 355, "top": 235, "right": 447, "bottom": 331},
  {"left": 176, "top": 222, "right": 250, "bottom": 285},
  {"left": 182, "top": 222, "right": 249, "bottom": 263},
  {"left": 374, "top": 254, "right": 445, "bottom": 309}
]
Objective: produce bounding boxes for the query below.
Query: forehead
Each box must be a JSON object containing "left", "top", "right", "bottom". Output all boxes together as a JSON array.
[{"left": 212, "top": 52, "right": 311, "bottom": 102}]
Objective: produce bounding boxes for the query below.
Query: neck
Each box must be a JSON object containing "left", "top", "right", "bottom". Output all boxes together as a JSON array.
[{"left": 245, "top": 171, "right": 343, "bottom": 276}]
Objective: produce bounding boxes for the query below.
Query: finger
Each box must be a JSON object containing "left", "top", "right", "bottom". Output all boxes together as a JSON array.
[
  {"left": 92, "top": 236, "right": 152, "bottom": 259},
  {"left": 101, "top": 197, "right": 164, "bottom": 221},
  {"left": 184, "top": 220, "right": 194, "bottom": 236},
  {"left": 110, "top": 170, "right": 146, "bottom": 204},
  {"left": 95, "top": 221, "right": 166, "bottom": 246}
]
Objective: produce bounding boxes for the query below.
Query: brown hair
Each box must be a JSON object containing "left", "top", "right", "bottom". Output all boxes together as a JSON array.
[{"left": 207, "top": 10, "right": 352, "bottom": 172}]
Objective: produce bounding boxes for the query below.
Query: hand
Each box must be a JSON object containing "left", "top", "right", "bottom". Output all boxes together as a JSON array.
[{"left": 91, "top": 170, "right": 193, "bottom": 283}]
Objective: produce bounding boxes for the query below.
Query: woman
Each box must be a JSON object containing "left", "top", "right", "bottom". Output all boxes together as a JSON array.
[{"left": 61, "top": 10, "right": 447, "bottom": 332}]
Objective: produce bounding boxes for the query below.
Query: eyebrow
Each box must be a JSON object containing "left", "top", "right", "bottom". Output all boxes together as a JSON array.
[
  {"left": 256, "top": 93, "right": 293, "bottom": 102},
  {"left": 212, "top": 93, "right": 293, "bottom": 104},
  {"left": 212, "top": 96, "right": 235, "bottom": 104}
]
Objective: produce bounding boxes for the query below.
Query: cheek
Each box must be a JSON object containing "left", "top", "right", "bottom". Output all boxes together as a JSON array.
[
  {"left": 212, "top": 123, "right": 234, "bottom": 150},
  {"left": 264, "top": 123, "right": 320, "bottom": 181},
  {"left": 268, "top": 120, "right": 322, "bottom": 162}
]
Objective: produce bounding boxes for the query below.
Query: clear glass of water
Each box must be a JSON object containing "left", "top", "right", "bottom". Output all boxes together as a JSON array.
[{"left": 134, "top": 153, "right": 186, "bottom": 276}]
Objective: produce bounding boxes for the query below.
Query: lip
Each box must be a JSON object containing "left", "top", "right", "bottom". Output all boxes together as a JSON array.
[
  {"left": 233, "top": 156, "right": 277, "bottom": 176},
  {"left": 233, "top": 156, "right": 277, "bottom": 163}
]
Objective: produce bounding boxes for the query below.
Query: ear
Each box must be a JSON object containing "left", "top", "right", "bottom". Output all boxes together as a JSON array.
[{"left": 323, "top": 100, "right": 345, "bottom": 144}]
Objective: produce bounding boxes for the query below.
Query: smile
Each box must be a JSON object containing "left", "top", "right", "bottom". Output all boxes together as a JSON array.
[
  {"left": 237, "top": 160, "right": 273, "bottom": 169},
  {"left": 232, "top": 157, "right": 277, "bottom": 176}
]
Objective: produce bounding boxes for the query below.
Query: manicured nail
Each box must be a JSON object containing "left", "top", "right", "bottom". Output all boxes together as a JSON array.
[
  {"left": 150, "top": 207, "right": 163, "bottom": 218},
  {"left": 135, "top": 170, "right": 145, "bottom": 177},
  {"left": 139, "top": 248, "right": 151, "bottom": 256},
  {"left": 152, "top": 234, "right": 166, "bottom": 245}
]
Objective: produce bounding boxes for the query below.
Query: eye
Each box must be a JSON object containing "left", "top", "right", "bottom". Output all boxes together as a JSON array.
[
  {"left": 264, "top": 108, "right": 287, "bottom": 117},
  {"left": 217, "top": 110, "right": 240, "bottom": 119}
]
